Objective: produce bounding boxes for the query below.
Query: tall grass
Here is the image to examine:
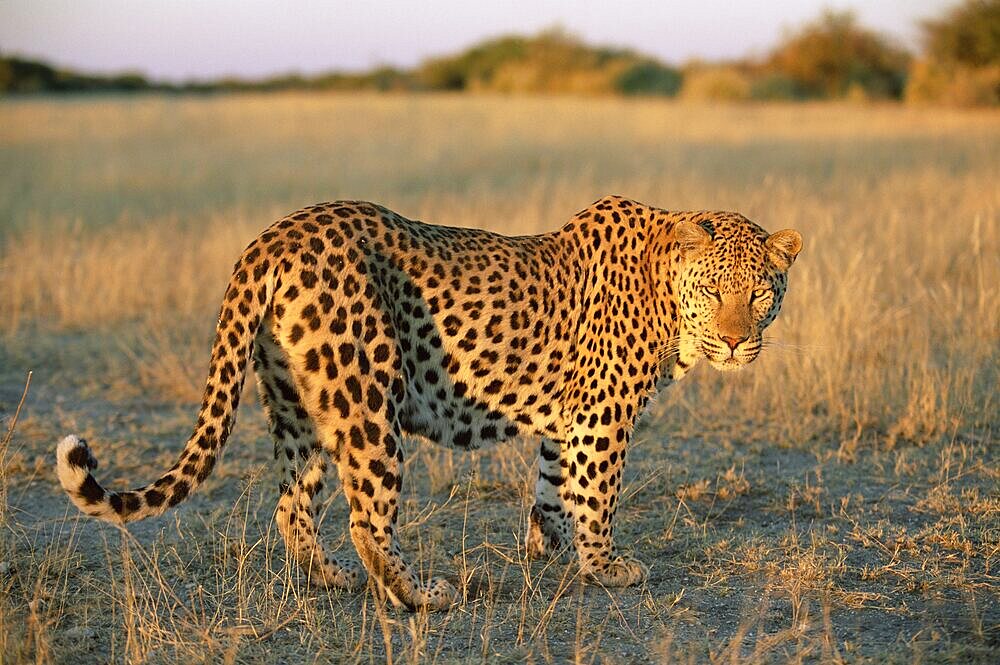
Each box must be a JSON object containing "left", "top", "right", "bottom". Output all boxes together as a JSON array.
[{"left": 1, "top": 95, "right": 996, "bottom": 448}]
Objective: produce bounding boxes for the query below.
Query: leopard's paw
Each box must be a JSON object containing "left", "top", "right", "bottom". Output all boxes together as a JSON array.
[{"left": 585, "top": 555, "right": 649, "bottom": 587}]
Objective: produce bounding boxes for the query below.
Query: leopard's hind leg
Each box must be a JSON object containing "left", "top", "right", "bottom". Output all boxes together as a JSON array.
[
  {"left": 527, "top": 437, "right": 575, "bottom": 560},
  {"left": 277, "top": 324, "right": 455, "bottom": 610},
  {"left": 254, "top": 323, "right": 365, "bottom": 589}
]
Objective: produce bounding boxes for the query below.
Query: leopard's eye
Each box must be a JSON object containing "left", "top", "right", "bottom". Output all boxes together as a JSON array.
[
  {"left": 700, "top": 285, "right": 720, "bottom": 300},
  {"left": 750, "top": 287, "right": 771, "bottom": 302}
]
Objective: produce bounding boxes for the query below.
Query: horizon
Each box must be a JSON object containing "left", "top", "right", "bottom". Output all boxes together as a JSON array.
[{"left": 2, "top": 0, "right": 949, "bottom": 82}]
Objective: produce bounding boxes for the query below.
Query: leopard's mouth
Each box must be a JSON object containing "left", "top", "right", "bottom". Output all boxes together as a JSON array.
[
  {"left": 699, "top": 341, "right": 757, "bottom": 372},
  {"left": 711, "top": 356, "right": 746, "bottom": 372}
]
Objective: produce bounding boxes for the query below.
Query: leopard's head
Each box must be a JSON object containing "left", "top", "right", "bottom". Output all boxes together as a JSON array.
[{"left": 674, "top": 214, "right": 802, "bottom": 371}]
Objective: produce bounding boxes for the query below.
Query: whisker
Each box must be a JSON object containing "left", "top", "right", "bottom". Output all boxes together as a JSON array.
[
  {"left": 650, "top": 337, "right": 682, "bottom": 358},
  {"left": 761, "top": 337, "right": 825, "bottom": 352},
  {"left": 759, "top": 341, "right": 822, "bottom": 356}
]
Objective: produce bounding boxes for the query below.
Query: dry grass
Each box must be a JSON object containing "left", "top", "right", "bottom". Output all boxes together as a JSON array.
[{"left": 1, "top": 94, "right": 998, "bottom": 662}]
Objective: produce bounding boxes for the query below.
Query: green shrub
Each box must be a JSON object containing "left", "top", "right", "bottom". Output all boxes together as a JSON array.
[
  {"left": 750, "top": 74, "right": 804, "bottom": 100},
  {"left": 616, "top": 61, "right": 682, "bottom": 96}
]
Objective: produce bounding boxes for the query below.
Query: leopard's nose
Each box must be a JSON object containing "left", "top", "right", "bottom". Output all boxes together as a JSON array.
[{"left": 720, "top": 335, "right": 747, "bottom": 350}]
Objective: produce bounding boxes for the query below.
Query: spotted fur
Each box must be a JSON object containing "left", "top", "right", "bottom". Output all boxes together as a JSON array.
[{"left": 56, "top": 196, "right": 802, "bottom": 611}]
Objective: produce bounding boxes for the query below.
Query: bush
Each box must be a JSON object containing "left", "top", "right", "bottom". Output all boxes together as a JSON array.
[
  {"left": 906, "top": 59, "right": 1000, "bottom": 105},
  {"left": 765, "top": 10, "right": 910, "bottom": 99},
  {"left": 907, "top": 1, "right": 1000, "bottom": 105},
  {"left": 922, "top": 0, "right": 1000, "bottom": 68},
  {"left": 680, "top": 67, "right": 751, "bottom": 102},
  {"left": 415, "top": 30, "right": 681, "bottom": 96},
  {"left": 616, "top": 61, "right": 682, "bottom": 96},
  {"left": 750, "top": 74, "right": 805, "bottom": 100},
  {"left": 417, "top": 36, "right": 529, "bottom": 90}
]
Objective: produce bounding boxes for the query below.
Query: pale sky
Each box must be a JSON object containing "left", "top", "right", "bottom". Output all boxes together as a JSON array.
[{"left": 1, "top": 0, "right": 950, "bottom": 81}]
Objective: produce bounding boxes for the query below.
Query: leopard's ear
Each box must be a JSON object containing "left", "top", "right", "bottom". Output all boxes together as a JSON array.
[
  {"left": 674, "top": 221, "right": 712, "bottom": 257},
  {"left": 765, "top": 229, "right": 802, "bottom": 270}
]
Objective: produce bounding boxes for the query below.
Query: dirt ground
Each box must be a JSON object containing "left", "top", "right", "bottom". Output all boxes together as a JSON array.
[{"left": 2, "top": 359, "right": 996, "bottom": 664}]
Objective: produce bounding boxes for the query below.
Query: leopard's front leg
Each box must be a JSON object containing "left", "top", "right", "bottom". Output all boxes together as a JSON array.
[
  {"left": 563, "top": 421, "right": 648, "bottom": 586},
  {"left": 557, "top": 265, "right": 652, "bottom": 586}
]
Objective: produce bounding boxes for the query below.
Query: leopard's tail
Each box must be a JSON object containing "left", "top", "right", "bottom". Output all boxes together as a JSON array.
[{"left": 56, "top": 237, "right": 277, "bottom": 524}]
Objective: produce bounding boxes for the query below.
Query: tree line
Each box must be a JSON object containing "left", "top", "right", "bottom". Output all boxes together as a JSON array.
[{"left": 2, "top": 1, "right": 997, "bottom": 105}]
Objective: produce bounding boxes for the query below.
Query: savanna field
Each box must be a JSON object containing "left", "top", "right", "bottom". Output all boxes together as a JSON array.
[{"left": 0, "top": 94, "right": 997, "bottom": 663}]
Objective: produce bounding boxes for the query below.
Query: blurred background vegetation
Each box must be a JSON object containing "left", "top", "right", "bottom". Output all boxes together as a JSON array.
[{"left": 2, "top": 0, "right": 998, "bottom": 105}]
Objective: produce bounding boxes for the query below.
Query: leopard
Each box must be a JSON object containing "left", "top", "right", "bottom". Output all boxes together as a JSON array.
[{"left": 56, "top": 195, "right": 802, "bottom": 611}]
